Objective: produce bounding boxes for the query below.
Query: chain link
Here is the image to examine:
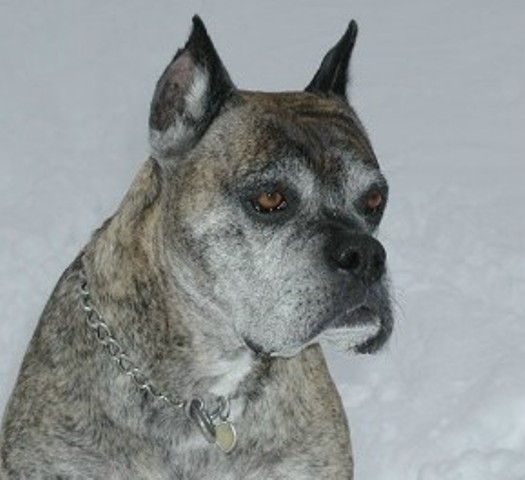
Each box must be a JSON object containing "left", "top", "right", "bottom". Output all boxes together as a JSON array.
[{"left": 78, "top": 270, "right": 185, "bottom": 410}]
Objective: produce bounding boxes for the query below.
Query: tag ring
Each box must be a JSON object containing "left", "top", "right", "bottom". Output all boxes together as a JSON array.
[{"left": 188, "top": 398, "right": 216, "bottom": 444}]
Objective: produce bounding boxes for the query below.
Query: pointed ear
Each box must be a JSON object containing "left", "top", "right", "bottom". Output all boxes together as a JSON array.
[
  {"left": 149, "top": 16, "right": 235, "bottom": 159},
  {"left": 305, "top": 20, "right": 358, "bottom": 100}
]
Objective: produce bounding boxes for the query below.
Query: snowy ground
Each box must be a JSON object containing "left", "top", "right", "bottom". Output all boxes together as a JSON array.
[{"left": 1, "top": 1, "right": 524, "bottom": 478}]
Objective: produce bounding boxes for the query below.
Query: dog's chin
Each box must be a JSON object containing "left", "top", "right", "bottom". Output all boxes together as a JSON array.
[
  {"left": 244, "top": 303, "right": 392, "bottom": 359},
  {"left": 261, "top": 306, "right": 390, "bottom": 359},
  {"left": 319, "top": 305, "right": 391, "bottom": 354}
]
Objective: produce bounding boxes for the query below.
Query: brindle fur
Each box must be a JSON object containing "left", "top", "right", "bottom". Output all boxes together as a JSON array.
[{"left": 1, "top": 17, "right": 392, "bottom": 479}]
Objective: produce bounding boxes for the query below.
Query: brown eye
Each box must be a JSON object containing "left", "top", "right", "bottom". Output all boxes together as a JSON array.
[
  {"left": 366, "top": 190, "right": 383, "bottom": 212},
  {"left": 253, "top": 191, "right": 287, "bottom": 213}
]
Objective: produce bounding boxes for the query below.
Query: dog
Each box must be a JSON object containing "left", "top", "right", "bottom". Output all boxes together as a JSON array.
[{"left": 0, "top": 16, "right": 392, "bottom": 479}]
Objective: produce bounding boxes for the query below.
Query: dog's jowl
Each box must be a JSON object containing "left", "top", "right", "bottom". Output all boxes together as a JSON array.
[{"left": 0, "top": 16, "right": 393, "bottom": 480}]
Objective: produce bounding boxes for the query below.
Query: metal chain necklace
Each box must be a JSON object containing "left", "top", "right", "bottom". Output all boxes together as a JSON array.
[{"left": 78, "top": 266, "right": 238, "bottom": 454}]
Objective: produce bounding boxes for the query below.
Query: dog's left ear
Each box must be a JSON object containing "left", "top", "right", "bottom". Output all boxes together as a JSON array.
[
  {"left": 305, "top": 20, "right": 358, "bottom": 101},
  {"left": 149, "top": 16, "right": 235, "bottom": 159}
]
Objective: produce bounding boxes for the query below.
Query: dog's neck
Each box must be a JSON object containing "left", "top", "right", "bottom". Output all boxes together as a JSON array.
[
  {"left": 80, "top": 247, "right": 256, "bottom": 404},
  {"left": 78, "top": 250, "right": 262, "bottom": 453},
  {"left": 81, "top": 161, "right": 256, "bottom": 402},
  {"left": 76, "top": 162, "right": 266, "bottom": 454}
]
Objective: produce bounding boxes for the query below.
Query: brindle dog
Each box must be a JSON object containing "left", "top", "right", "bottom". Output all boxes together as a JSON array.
[{"left": 1, "top": 16, "right": 392, "bottom": 479}]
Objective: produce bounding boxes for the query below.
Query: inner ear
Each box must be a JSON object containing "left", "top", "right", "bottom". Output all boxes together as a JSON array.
[
  {"left": 149, "top": 51, "right": 203, "bottom": 133},
  {"left": 149, "top": 16, "right": 235, "bottom": 160},
  {"left": 305, "top": 20, "right": 358, "bottom": 100}
]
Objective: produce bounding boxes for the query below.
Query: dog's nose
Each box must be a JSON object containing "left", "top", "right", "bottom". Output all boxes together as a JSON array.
[{"left": 327, "top": 232, "right": 386, "bottom": 285}]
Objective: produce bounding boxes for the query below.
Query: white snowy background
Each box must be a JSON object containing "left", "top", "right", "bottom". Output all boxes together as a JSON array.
[{"left": 1, "top": 1, "right": 524, "bottom": 478}]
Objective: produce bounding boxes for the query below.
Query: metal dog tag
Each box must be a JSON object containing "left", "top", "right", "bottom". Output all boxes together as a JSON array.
[{"left": 214, "top": 421, "right": 237, "bottom": 453}]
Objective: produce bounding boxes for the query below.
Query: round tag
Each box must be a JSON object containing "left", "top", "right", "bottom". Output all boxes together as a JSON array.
[{"left": 214, "top": 421, "right": 237, "bottom": 454}]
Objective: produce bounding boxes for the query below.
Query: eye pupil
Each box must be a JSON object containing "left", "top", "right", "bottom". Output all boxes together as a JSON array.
[
  {"left": 254, "top": 191, "right": 287, "bottom": 213},
  {"left": 366, "top": 191, "right": 383, "bottom": 211}
]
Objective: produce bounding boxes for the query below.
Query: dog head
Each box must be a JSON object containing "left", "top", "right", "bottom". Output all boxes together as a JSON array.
[{"left": 149, "top": 17, "right": 393, "bottom": 357}]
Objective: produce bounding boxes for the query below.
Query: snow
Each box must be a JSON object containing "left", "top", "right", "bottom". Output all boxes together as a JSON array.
[{"left": 1, "top": 1, "right": 524, "bottom": 478}]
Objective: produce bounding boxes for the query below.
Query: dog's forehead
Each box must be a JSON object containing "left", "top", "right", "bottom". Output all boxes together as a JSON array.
[
  {"left": 235, "top": 91, "right": 378, "bottom": 174},
  {"left": 215, "top": 91, "right": 380, "bottom": 192}
]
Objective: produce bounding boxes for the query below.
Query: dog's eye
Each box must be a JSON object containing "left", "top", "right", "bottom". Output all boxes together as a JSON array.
[
  {"left": 365, "top": 190, "right": 383, "bottom": 213},
  {"left": 252, "top": 191, "right": 287, "bottom": 213}
]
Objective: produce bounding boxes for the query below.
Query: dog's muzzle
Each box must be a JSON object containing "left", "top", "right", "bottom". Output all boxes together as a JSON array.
[{"left": 320, "top": 222, "right": 392, "bottom": 353}]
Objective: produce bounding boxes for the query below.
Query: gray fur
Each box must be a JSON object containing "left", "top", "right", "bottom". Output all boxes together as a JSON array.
[{"left": 1, "top": 17, "right": 392, "bottom": 479}]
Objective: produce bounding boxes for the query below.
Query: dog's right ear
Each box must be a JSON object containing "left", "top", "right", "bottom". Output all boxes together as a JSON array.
[
  {"left": 149, "top": 16, "right": 235, "bottom": 160},
  {"left": 305, "top": 20, "right": 358, "bottom": 101}
]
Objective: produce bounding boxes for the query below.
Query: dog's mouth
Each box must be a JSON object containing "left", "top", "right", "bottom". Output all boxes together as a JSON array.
[
  {"left": 244, "top": 304, "right": 391, "bottom": 359},
  {"left": 243, "top": 336, "right": 267, "bottom": 357},
  {"left": 320, "top": 303, "right": 392, "bottom": 354}
]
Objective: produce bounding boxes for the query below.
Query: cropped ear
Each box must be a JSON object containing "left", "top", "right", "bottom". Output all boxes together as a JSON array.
[
  {"left": 305, "top": 20, "right": 358, "bottom": 100},
  {"left": 149, "top": 16, "right": 235, "bottom": 159}
]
